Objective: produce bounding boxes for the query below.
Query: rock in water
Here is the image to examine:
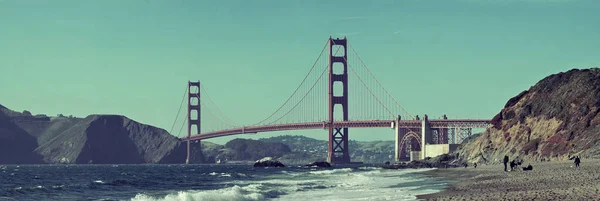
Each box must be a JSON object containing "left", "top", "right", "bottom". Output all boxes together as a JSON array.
[
  {"left": 459, "top": 68, "right": 600, "bottom": 163},
  {"left": 253, "top": 157, "right": 285, "bottom": 167},
  {"left": 306, "top": 161, "right": 331, "bottom": 167}
]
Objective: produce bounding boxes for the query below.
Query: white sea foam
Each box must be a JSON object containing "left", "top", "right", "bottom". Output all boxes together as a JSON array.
[
  {"left": 358, "top": 167, "right": 383, "bottom": 170},
  {"left": 130, "top": 185, "right": 265, "bottom": 201},
  {"left": 308, "top": 168, "right": 354, "bottom": 175},
  {"left": 130, "top": 167, "right": 443, "bottom": 201},
  {"left": 273, "top": 168, "right": 442, "bottom": 201},
  {"left": 279, "top": 170, "right": 301, "bottom": 176}
]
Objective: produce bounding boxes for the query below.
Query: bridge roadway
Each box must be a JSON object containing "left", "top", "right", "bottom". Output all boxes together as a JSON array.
[{"left": 184, "top": 119, "right": 491, "bottom": 141}]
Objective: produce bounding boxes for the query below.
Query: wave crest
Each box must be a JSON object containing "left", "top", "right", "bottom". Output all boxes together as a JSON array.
[{"left": 130, "top": 185, "right": 264, "bottom": 201}]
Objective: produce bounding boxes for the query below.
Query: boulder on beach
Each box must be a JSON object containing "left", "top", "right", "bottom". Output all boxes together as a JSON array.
[
  {"left": 306, "top": 161, "right": 331, "bottom": 167},
  {"left": 253, "top": 157, "right": 285, "bottom": 167}
]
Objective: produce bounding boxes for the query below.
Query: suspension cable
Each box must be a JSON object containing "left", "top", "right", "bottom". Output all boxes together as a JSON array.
[
  {"left": 343, "top": 42, "right": 418, "bottom": 136},
  {"left": 265, "top": 62, "right": 329, "bottom": 125},
  {"left": 170, "top": 84, "right": 188, "bottom": 135},
  {"left": 346, "top": 62, "right": 395, "bottom": 118},
  {"left": 263, "top": 45, "right": 342, "bottom": 125},
  {"left": 348, "top": 42, "right": 415, "bottom": 119},
  {"left": 199, "top": 84, "right": 240, "bottom": 127},
  {"left": 251, "top": 39, "right": 330, "bottom": 126}
]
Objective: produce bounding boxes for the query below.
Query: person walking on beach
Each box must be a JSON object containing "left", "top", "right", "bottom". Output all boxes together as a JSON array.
[
  {"left": 503, "top": 155, "right": 509, "bottom": 171},
  {"left": 574, "top": 156, "right": 581, "bottom": 167}
]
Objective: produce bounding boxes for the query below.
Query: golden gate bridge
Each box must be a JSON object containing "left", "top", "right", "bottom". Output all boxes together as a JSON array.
[{"left": 170, "top": 37, "right": 491, "bottom": 164}]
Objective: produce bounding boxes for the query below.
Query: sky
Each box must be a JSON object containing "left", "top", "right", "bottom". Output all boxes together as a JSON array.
[{"left": 1, "top": 0, "right": 599, "bottom": 144}]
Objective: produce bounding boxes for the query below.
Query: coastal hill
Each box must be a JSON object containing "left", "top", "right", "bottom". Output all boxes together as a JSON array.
[
  {"left": 0, "top": 105, "right": 43, "bottom": 164},
  {"left": 202, "top": 135, "right": 396, "bottom": 164},
  {"left": 458, "top": 68, "right": 600, "bottom": 163},
  {"left": 0, "top": 105, "right": 203, "bottom": 164},
  {"left": 201, "top": 138, "right": 292, "bottom": 163},
  {"left": 2, "top": 100, "right": 395, "bottom": 164},
  {"left": 262, "top": 135, "right": 395, "bottom": 164}
]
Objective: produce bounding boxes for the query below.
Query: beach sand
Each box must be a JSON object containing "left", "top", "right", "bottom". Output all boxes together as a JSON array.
[{"left": 417, "top": 159, "right": 600, "bottom": 200}]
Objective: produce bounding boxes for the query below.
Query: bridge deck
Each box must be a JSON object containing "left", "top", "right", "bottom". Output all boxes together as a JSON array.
[{"left": 184, "top": 119, "right": 491, "bottom": 140}]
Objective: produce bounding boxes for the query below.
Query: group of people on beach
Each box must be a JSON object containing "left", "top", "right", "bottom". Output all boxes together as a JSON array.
[
  {"left": 501, "top": 155, "right": 582, "bottom": 171},
  {"left": 503, "top": 155, "right": 532, "bottom": 171}
]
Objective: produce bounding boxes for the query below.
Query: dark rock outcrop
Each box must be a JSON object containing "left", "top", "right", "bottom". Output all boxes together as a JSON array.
[
  {"left": 34, "top": 115, "right": 203, "bottom": 164},
  {"left": 1, "top": 104, "right": 204, "bottom": 164},
  {"left": 459, "top": 68, "right": 600, "bottom": 163},
  {"left": 306, "top": 161, "right": 331, "bottom": 167},
  {"left": 0, "top": 109, "right": 43, "bottom": 164},
  {"left": 253, "top": 157, "right": 285, "bottom": 167}
]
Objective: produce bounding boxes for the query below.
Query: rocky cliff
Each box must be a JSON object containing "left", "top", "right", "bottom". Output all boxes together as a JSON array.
[
  {"left": 0, "top": 105, "right": 43, "bottom": 164},
  {"left": 459, "top": 68, "right": 600, "bottom": 163},
  {"left": 0, "top": 105, "right": 203, "bottom": 164},
  {"left": 35, "top": 115, "right": 203, "bottom": 164}
]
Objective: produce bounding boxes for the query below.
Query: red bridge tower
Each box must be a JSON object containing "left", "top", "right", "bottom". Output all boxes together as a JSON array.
[
  {"left": 328, "top": 37, "right": 350, "bottom": 164},
  {"left": 187, "top": 81, "right": 201, "bottom": 164}
]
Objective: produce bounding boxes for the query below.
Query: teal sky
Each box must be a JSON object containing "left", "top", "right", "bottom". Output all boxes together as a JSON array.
[{"left": 1, "top": 0, "right": 599, "bottom": 144}]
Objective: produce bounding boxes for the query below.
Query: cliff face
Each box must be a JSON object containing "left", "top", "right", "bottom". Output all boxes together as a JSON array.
[
  {"left": 459, "top": 68, "right": 600, "bottom": 163},
  {"left": 0, "top": 107, "right": 43, "bottom": 164},
  {"left": 35, "top": 115, "right": 203, "bottom": 164},
  {"left": 0, "top": 104, "right": 203, "bottom": 164}
]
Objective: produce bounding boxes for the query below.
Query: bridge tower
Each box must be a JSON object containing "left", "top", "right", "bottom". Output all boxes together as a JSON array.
[
  {"left": 187, "top": 81, "right": 201, "bottom": 164},
  {"left": 327, "top": 37, "right": 350, "bottom": 164}
]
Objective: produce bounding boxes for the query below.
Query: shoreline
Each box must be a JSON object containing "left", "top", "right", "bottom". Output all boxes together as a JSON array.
[{"left": 414, "top": 159, "right": 600, "bottom": 200}]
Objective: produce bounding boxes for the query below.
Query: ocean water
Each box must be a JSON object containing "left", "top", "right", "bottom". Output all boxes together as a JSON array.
[{"left": 0, "top": 164, "right": 448, "bottom": 201}]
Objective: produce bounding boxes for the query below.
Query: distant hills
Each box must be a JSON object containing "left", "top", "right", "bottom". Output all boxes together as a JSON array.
[
  {"left": 201, "top": 135, "right": 395, "bottom": 164},
  {"left": 1, "top": 103, "right": 395, "bottom": 164},
  {"left": 459, "top": 68, "right": 600, "bottom": 163},
  {"left": 0, "top": 105, "right": 203, "bottom": 164}
]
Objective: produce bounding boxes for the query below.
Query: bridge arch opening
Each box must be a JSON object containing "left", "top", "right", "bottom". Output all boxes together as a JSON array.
[
  {"left": 190, "top": 98, "right": 198, "bottom": 106},
  {"left": 333, "top": 104, "right": 344, "bottom": 121},
  {"left": 189, "top": 85, "right": 199, "bottom": 94},
  {"left": 190, "top": 110, "right": 198, "bottom": 120},
  {"left": 189, "top": 124, "right": 198, "bottom": 136},
  {"left": 333, "top": 81, "right": 344, "bottom": 97},
  {"left": 399, "top": 131, "right": 422, "bottom": 161},
  {"left": 331, "top": 45, "right": 345, "bottom": 57},
  {"left": 333, "top": 63, "right": 344, "bottom": 75}
]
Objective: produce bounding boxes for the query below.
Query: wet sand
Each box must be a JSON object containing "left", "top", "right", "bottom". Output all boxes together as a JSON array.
[{"left": 417, "top": 159, "right": 600, "bottom": 200}]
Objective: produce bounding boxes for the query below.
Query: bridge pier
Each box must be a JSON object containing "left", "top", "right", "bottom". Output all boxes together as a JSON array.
[
  {"left": 394, "top": 116, "right": 402, "bottom": 161},
  {"left": 394, "top": 115, "right": 427, "bottom": 162},
  {"left": 421, "top": 114, "right": 431, "bottom": 160},
  {"left": 327, "top": 36, "right": 351, "bottom": 164},
  {"left": 187, "top": 81, "right": 201, "bottom": 164}
]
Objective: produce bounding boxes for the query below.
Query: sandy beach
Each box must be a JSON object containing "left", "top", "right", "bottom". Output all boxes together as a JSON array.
[{"left": 417, "top": 159, "right": 600, "bottom": 200}]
